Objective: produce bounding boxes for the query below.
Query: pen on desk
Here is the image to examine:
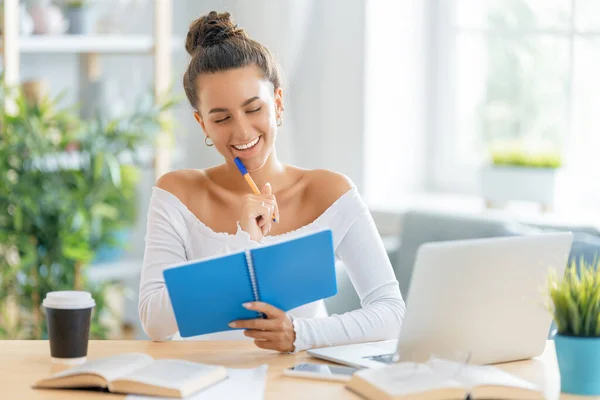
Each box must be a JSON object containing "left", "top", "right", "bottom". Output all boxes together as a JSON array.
[{"left": 234, "top": 157, "right": 277, "bottom": 222}]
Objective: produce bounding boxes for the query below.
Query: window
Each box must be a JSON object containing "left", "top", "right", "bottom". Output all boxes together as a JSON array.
[
  {"left": 363, "top": 0, "right": 429, "bottom": 207},
  {"left": 431, "top": 0, "right": 600, "bottom": 193}
]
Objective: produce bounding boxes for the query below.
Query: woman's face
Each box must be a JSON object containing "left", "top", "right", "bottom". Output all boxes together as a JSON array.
[{"left": 194, "top": 65, "right": 283, "bottom": 171}]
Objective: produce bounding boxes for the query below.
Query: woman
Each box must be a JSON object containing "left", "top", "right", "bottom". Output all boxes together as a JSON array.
[{"left": 139, "top": 11, "right": 405, "bottom": 353}]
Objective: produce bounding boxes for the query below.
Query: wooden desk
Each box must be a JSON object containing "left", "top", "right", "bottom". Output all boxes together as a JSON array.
[{"left": 0, "top": 340, "right": 595, "bottom": 399}]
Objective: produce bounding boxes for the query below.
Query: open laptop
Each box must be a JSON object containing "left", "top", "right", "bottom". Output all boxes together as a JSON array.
[{"left": 308, "top": 232, "right": 573, "bottom": 369}]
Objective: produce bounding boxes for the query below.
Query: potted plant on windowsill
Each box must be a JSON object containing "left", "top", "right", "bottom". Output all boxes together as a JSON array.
[
  {"left": 479, "top": 141, "right": 563, "bottom": 212},
  {"left": 547, "top": 258, "right": 600, "bottom": 395}
]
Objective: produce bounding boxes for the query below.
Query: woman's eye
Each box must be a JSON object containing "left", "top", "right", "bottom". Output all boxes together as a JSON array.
[
  {"left": 215, "top": 116, "right": 230, "bottom": 124},
  {"left": 246, "top": 107, "right": 261, "bottom": 114}
]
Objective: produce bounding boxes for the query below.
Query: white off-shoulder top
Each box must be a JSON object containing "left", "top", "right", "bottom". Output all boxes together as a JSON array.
[{"left": 139, "top": 185, "right": 406, "bottom": 352}]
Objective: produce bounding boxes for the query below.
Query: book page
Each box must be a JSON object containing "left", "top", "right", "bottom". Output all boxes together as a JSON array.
[
  {"left": 115, "top": 359, "right": 225, "bottom": 390},
  {"left": 46, "top": 353, "right": 154, "bottom": 383},
  {"left": 358, "top": 362, "right": 465, "bottom": 396},
  {"left": 125, "top": 364, "right": 267, "bottom": 400},
  {"left": 447, "top": 363, "right": 539, "bottom": 391}
]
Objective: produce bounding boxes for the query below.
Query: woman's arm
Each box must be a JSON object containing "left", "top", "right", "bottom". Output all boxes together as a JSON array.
[
  {"left": 138, "top": 185, "right": 188, "bottom": 341},
  {"left": 291, "top": 208, "right": 406, "bottom": 352}
]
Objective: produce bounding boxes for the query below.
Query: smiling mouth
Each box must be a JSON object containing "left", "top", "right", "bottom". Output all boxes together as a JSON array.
[{"left": 231, "top": 136, "right": 261, "bottom": 151}]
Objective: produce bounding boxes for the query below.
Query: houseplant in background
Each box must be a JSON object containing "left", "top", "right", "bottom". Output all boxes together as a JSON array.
[
  {"left": 479, "top": 140, "right": 563, "bottom": 212},
  {"left": 84, "top": 90, "right": 175, "bottom": 265},
  {"left": 0, "top": 80, "right": 176, "bottom": 339},
  {"left": 547, "top": 258, "right": 600, "bottom": 395},
  {"left": 61, "top": 0, "right": 96, "bottom": 34}
]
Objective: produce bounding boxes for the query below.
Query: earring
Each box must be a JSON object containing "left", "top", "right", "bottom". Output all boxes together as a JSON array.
[
  {"left": 276, "top": 116, "right": 283, "bottom": 127},
  {"left": 204, "top": 136, "right": 213, "bottom": 146}
]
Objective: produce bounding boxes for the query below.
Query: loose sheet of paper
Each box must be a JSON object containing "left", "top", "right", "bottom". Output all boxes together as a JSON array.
[{"left": 126, "top": 364, "right": 268, "bottom": 400}]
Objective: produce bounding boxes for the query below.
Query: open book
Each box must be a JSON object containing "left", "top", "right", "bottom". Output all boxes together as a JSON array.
[
  {"left": 346, "top": 359, "right": 543, "bottom": 400},
  {"left": 163, "top": 229, "right": 337, "bottom": 337},
  {"left": 33, "top": 353, "right": 228, "bottom": 398}
]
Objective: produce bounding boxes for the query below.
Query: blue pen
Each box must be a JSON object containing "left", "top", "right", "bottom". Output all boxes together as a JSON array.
[{"left": 234, "top": 158, "right": 277, "bottom": 222}]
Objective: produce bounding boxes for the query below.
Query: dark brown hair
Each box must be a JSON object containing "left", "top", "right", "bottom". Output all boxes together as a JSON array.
[{"left": 183, "top": 11, "right": 283, "bottom": 111}]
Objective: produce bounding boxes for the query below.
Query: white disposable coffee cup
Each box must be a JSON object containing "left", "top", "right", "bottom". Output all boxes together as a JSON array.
[{"left": 43, "top": 291, "right": 95, "bottom": 365}]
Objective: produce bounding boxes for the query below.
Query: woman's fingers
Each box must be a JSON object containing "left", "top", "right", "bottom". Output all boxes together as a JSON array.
[
  {"left": 238, "top": 183, "right": 279, "bottom": 241},
  {"left": 243, "top": 302, "right": 287, "bottom": 319},
  {"left": 229, "top": 317, "right": 280, "bottom": 331},
  {"left": 268, "top": 195, "right": 280, "bottom": 223},
  {"left": 243, "top": 330, "right": 279, "bottom": 341},
  {"left": 229, "top": 302, "right": 296, "bottom": 353},
  {"left": 261, "top": 183, "right": 278, "bottom": 223},
  {"left": 262, "top": 182, "right": 272, "bottom": 196},
  {"left": 246, "top": 198, "right": 275, "bottom": 234},
  {"left": 261, "top": 218, "right": 271, "bottom": 236}
]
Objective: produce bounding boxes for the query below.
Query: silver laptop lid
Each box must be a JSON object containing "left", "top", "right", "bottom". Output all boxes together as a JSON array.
[{"left": 394, "top": 232, "right": 572, "bottom": 365}]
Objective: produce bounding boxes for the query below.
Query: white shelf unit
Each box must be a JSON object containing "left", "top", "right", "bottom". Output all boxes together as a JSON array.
[
  {"left": 30, "top": 147, "right": 155, "bottom": 172},
  {"left": 0, "top": 34, "right": 181, "bottom": 54},
  {"left": 1, "top": 0, "right": 174, "bottom": 179}
]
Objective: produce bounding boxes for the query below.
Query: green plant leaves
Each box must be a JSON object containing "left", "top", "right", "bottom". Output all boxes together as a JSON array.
[
  {"left": 93, "top": 153, "right": 104, "bottom": 181},
  {"left": 91, "top": 203, "right": 119, "bottom": 220},
  {"left": 491, "top": 150, "right": 562, "bottom": 168},
  {"left": 105, "top": 154, "right": 122, "bottom": 188},
  {"left": 547, "top": 257, "right": 600, "bottom": 337},
  {"left": 0, "top": 78, "right": 179, "bottom": 339},
  {"left": 62, "top": 242, "right": 93, "bottom": 264},
  {"left": 489, "top": 140, "right": 562, "bottom": 169},
  {"left": 13, "top": 206, "right": 22, "bottom": 232}
]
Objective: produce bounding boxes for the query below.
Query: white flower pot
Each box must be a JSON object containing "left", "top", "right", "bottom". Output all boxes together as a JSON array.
[
  {"left": 480, "top": 166, "right": 559, "bottom": 211},
  {"left": 66, "top": 7, "right": 95, "bottom": 35}
]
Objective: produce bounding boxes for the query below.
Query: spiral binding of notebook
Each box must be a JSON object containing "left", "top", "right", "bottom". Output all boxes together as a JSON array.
[{"left": 245, "top": 250, "right": 265, "bottom": 318}]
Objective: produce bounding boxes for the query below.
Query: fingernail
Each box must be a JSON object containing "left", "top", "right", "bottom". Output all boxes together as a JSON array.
[
  {"left": 243, "top": 302, "right": 252, "bottom": 309},
  {"left": 229, "top": 322, "right": 236, "bottom": 328}
]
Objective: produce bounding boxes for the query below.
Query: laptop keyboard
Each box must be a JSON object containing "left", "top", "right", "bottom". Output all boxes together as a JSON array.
[{"left": 364, "top": 353, "right": 396, "bottom": 364}]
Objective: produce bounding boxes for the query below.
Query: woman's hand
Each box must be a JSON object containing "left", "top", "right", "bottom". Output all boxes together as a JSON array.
[
  {"left": 239, "top": 183, "right": 280, "bottom": 242},
  {"left": 229, "top": 302, "right": 296, "bottom": 353}
]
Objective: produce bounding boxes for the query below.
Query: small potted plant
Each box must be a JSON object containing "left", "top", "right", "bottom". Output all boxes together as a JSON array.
[
  {"left": 547, "top": 258, "right": 600, "bottom": 395},
  {"left": 480, "top": 140, "right": 563, "bottom": 212},
  {"left": 62, "top": 0, "right": 95, "bottom": 34}
]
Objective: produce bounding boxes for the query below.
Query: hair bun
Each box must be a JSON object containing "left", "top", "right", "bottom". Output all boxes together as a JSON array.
[{"left": 186, "top": 11, "right": 247, "bottom": 55}]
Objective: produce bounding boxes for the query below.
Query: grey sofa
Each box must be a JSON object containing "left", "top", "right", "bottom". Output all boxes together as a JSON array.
[{"left": 325, "top": 210, "right": 600, "bottom": 318}]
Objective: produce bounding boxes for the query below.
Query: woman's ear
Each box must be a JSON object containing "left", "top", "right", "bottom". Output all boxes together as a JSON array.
[
  {"left": 193, "top": 111, "right": 207, "bottom": 132},
  {"left": 274, "top": 87, "right": 284, "bottom": 117}
]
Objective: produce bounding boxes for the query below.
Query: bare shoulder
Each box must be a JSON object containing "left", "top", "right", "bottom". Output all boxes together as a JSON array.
[
  {"left": 156, "top": 169, "right": 207, "bottom": 205},
  {"left": 304, "top": 169, "right": 355, "bottom": 209}
]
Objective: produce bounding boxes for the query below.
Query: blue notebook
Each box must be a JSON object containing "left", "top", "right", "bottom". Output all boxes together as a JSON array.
[{"left": 163, "top": 229, "right": 337, "bottom": 337}]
